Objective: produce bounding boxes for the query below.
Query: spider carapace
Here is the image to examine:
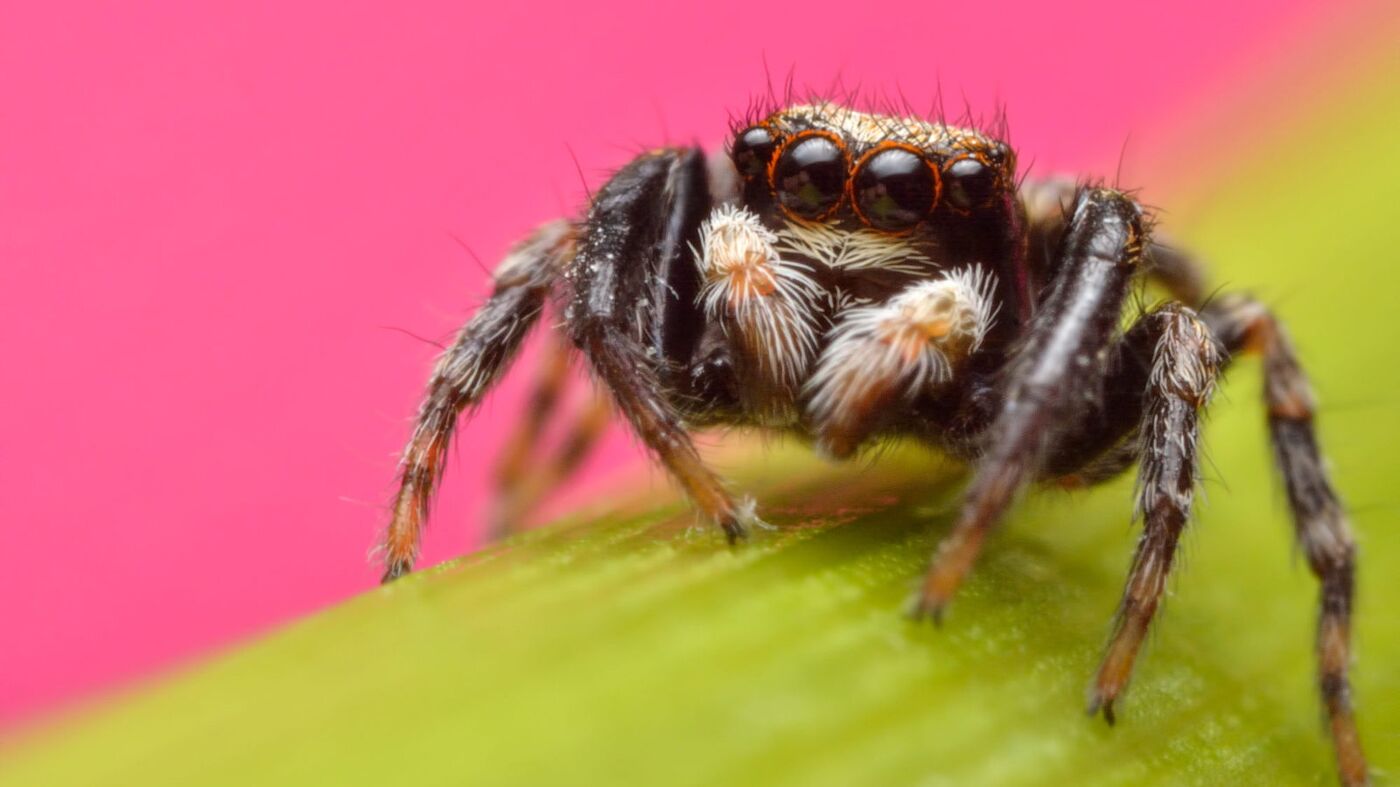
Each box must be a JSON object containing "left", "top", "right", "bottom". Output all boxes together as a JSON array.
[{"left": 380, "top": 103, "right": 1368, "bottom": 785}]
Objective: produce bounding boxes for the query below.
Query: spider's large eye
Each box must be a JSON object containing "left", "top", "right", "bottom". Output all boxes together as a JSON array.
[
  {"left": 943, "top": 156, "right": 1000, "bottom": 212},
  {"left": 731, "top": 125, "right": 778, "bottom": 179},
  {"left": 772, "top": 132, "right": 848, "bottom": 220},
  {"left": 852, "top": 146, "right": 939, "bottom": 231}
]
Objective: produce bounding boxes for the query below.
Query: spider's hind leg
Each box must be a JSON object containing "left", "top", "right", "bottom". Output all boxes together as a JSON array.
[
  {"left": 1203, "top": 293, "right": 1368, "bottom": 787},
  {"left": 381, "top": 221, "right": 574, "bottom": 582},
  {"left": 488, "top": 342, "right": 612, "bottom": 537},
  {"left": 492, "top": 325, "right": 575, "bottom": 512},
  {"left": 488, "top": 329, "right": 612, "bottom": 537}
]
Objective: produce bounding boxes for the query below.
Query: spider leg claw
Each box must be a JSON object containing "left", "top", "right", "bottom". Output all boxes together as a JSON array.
[
  {"left": 909, "top": 556, "right": 967, "bottom": 626},
  {"left": 1086, "top": 694, "right": 1118, "bottom": 726},
  {"left": 380, "top": 559, "right": 412, "bottom": 585},
  {"left": 720, "top": 516, "right": 748, "bottom": 545},
  {"left": 903, "top": 591, "right": 948, "bottom": 627}
]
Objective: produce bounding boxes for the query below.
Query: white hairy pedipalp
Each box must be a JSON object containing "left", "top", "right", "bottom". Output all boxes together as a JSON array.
[
  {"left": 695, "top": 204, "right": 824, "bottom": 399},
  {"left": 804, "top": 265, "right": 1000, "bottom": 439}
]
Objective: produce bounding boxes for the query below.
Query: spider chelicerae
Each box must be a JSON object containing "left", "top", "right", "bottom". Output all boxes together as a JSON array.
[{"left": 378, "top": 101, "right": 1367, "bottom": 785}]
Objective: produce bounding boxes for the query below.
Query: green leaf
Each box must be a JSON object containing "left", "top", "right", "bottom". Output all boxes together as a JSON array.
[{"left": 6, "top": 79, "right": 1398, "bottom": 787}]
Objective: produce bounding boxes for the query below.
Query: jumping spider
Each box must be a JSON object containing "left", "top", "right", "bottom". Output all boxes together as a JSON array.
[{"left": 380, "top": 102, "right": 1367, "bottom": 785}]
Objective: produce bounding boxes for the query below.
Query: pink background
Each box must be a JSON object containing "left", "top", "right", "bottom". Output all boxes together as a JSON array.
[{"left": 0, "top": 0, "right": 1385, "bottom": 728}]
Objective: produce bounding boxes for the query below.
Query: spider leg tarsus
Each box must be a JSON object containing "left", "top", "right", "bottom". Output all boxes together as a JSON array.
[
  {"left": 720, "top": 515, "right": 748, "bottom": 545},
  {"left": 902, "top": 590, "right": 946, "bottom": 626},
  {"left": 380, "top": 559, "right": 412, "bottom": 585},
  {"left": 1086, "top": 694, "right": 1117, "bottom": 727}
]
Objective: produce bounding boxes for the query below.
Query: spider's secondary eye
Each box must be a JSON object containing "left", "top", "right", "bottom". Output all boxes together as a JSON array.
[
  {"left": 731, "top": 125, "right": 778, "bottom": 179},
  {"left": 852, "top": 147, "right": 938, "bottom": 231},
  {"left": 772, "top": 133, "right": 848, "bottom": 220},
  {"left": 943, "top": 156, "right": 999, "bottom": 212}
]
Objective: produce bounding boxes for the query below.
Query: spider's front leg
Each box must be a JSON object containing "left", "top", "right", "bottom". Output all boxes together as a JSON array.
[
  {"left": 1075, "top": 305, "right": 1222, "bottom": 722},
  {"left": 910, "top": 188, "right": 1146, "bottom": 618},
  {"left": 567, "top": 149, "right": 752, "bottom": 543},
  {"left": 381, "top": 221, "right": 574, "bottom": 581},
  {"left": 1026, "top": 302, "right": 1229, "bottom": 724}
]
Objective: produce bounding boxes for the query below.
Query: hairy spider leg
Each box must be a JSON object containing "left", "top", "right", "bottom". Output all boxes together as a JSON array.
[
  {"left": 1082, "top": 304, "right": 1221, "bottom": 723},
  {"left": 910, "top": 188, "right": 1145, "bottom": 620},
  {"left": 492, "top": 324, "right": 575, "bottom": 505},
  {"left": 381, "top": 221, "right": 574, "bottom": 582},
  {"left": 487, "top": 328, "right": 613, "bottom": 537},
  {"left": 1019, "top": 277, "right": 1367, "bottom": 785},
  {"left": 1028, "top": 301, "right": 1223, "bottom": 721},
  {"left": 489, "top": 381, "right": 612, "bottom": 537},
  {"left": 567, "top": 149, "right": 751, "bottom": 543},
  {"left": 1203, "top": 292, "right": 1368, "bottom": 787}
]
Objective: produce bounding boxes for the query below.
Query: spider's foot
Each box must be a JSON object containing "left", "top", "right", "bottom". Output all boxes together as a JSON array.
[
  {"left": 719, "top": 496, "right": 774, "bottom": 544},
  {"left": 380, "top": 559, "right": 413, "bottom": 584},
  {"left": 718, "top": 513, "right": 749, "bottom": 545},
  {"left": 1086, "top": 691, "right": 1118, "bottom": 726},
  {"left": 903, "top": 589, "right": 948, "bottom": 627},
  {"left": 1090, "top": 644, "right": 1135, "bottom": 726},
  {"left": 907, "top": 556, "right": 970, "bottom": 625}
]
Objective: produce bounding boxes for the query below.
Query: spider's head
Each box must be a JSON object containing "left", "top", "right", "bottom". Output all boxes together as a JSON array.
[{"left": 728, "top": 104, "right": 1016, "bottom": 238}]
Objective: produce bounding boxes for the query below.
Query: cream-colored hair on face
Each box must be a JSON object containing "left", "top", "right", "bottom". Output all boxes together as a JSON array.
[
  {"left": 696, "top": 204, "right": 824, "bottom": 409},
  {"left": 775, "top": 220, "right": 934, "bottom": 276},
  {"left": 804, "top": 265, "right": 999, "bottom": 436}
]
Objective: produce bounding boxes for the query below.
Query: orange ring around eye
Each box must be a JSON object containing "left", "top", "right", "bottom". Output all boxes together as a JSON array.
[
  {"left": 848, "top": 142, "right": 942, "bottom": 234},
  {"left": 768, "top": 129, "right": 851, "bottom": 224}
]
